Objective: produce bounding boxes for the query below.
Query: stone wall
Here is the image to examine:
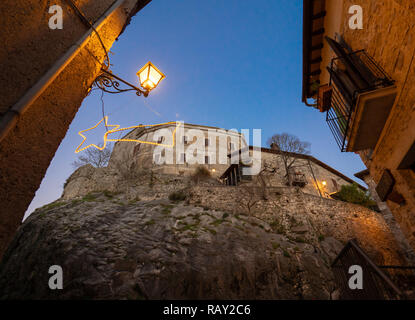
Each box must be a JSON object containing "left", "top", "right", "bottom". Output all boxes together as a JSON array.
[
  {"left": 0, "top": 0, "right": 113, "bottom": 114},
  {"left": 187, "top": 185, "right": 406, "bottom": 266},
  {"left": 240, "top": 151, "right": 362, "bottom": 198},
  {"left": 64, "top": 144, "right": 363, "bottom": 203},
  {"left": 61, "top": 164, "right": 210, "bottom": 201},
  {"left": 359, "top": 173, "right": 415, "bottom": 263},
  {"left": 61, "top": 161, "right": 406, "bottom": 267},
  {"left": 6, "top": 165, "right": 408, "bottom": 299},
  {"left": 0, "top": 186, "right": 380, "bottom": 300},
  {"left": 339, "top": 0, "right": 415, "bottom": 250},
  {"left": 0, "top": 0, "right": 149, "bottom": 259}
]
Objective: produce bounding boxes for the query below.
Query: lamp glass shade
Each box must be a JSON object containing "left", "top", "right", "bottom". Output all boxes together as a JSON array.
[{"left": 137, "top": 62, "right": 165, "bottom": 91}]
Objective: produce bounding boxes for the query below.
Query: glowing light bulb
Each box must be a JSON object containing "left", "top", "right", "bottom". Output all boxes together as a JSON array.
[{"left": 137, "top": 61, "right": 165, "bottom": 91}]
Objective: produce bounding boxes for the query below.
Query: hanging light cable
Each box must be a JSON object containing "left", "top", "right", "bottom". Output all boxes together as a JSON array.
[{"left": 63, "top": 0, "right": 111, "bottom": 69}]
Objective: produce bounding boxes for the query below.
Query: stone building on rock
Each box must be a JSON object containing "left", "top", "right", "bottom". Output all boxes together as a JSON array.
[{"left": 107, "top": 121, "right": 365, "bottom": 199}]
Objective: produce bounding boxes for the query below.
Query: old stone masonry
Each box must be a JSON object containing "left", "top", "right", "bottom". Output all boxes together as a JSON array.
[{"left": 0, "top": 123, "right": 412, "bottom": 299}]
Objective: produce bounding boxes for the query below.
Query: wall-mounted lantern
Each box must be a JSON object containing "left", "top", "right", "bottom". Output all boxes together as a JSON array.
[
  {"left": 137, "top": 61, "right": 166, "bottom": 92},
  {"left": 94, "top": 61, "right": 165, "bottom": 97}
]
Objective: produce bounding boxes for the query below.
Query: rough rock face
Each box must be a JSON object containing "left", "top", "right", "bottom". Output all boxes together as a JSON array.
[
  {"left": 0, "top": 193, "right": 342, "bottom": 299},
  {"left": 0, "top": 169, "right": 407, "bottom": 299}
]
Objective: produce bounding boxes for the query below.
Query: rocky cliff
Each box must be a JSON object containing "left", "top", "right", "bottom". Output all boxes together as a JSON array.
[{"left": 0, "top": 166, "right": 407, "bottom": 299}]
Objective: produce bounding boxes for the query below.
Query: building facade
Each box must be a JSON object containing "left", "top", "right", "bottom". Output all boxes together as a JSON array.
[
  {"left": 108, "top": 122, "right": 248, "bottom": 177},
  {"left": 220, "top": 146, "right": 366, "bottom": 198},
  {"left": 302, "top": 0, "right": 415, "bottom": 249},
  {"left": 108, "top": 121, "right": 363, "bottom": 199}
]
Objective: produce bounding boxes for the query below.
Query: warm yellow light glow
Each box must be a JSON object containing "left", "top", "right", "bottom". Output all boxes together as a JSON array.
[
  {"left": 142, "top": 79, "right": 155, "bottom": 90},
  {"left": 137, "top": 61, "right": 165, "bottom": 91},
  {"left": 149, "top": 65, "right": 163, "bottom": 84},
  {"left": 75, "top": 118, "right": 180, "bottom": 153},
  {"left": 322, "top": 181, "right": 327, "bottom": 186},
  {"left": 107, "top": 121, "right": 181, "bottom": 147},
  {"left": 138, "top": 69, "right": 148, "bottom": 85},
  {"left": 211, "top": 169, "right": 216, "bottom": 173}
]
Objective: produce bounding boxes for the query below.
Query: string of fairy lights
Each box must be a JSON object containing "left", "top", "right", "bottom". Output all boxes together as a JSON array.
[{"left": 75, "top": 119, "right": 181, "bottom": 153}]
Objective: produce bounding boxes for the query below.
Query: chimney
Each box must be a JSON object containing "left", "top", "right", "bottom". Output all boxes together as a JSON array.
[{"left": 270, "top": 143, "right": 280, "bottom": 151}]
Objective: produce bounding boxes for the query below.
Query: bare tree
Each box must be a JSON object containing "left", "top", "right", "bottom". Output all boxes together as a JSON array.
[
  {"left": 256, "top": 160, "right": 278, "bottom": 200},
  {"left": 267, "top": 133, "right": 311, "bottom": 186},
  {"left": 237, "top": 186, "right": 261, "bottom": 215},
  {"left": 72, "top": 143, "right": 113, "bottom": 168}
]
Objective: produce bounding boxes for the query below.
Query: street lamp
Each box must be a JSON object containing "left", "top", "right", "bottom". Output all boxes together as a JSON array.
[
  {"left": 137, "top": 61, "right": 166, "bottom": 92},
  {"left": 93, "top": 61, "right": 165, "bottom": 97}
]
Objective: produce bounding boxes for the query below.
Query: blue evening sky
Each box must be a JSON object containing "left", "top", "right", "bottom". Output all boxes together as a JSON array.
[{"left": 24, "top": 0, "right": 365, "bottom": 219}]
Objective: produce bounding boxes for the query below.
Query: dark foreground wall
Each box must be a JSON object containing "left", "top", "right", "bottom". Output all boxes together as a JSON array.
[{"left": 0, "top": 0, "right": 150, "bottom": 259}]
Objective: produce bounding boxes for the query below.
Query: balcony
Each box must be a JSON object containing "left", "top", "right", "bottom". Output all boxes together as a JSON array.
[
  {"left": 321, "top": 49, "right": 397, "bottom": 152},
  {"left": 287, "top": 170, "right": 307, "bottom": 187}
]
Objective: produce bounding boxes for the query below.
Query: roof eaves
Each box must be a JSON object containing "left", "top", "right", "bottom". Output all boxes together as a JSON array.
[{"left": 242, "top": 146, "right": 367, "bottom": 191}]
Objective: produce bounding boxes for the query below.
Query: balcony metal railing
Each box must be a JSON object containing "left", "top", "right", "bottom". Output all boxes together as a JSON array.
[
  {"left": 287, "top": 171, "right": 307, "bottom": 187},
  {"left": 331, "top": 239, "right": 415, "bottom": 300},
  {"left": 325, "top": 50, "right": 395, "bottom": 152}
]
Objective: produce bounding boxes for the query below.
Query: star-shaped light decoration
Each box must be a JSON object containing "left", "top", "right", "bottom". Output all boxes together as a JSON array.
[
  {"left": 75, "top": 116, "right": 119, "bottom": 153},
  {"left": 75, "top": 118, "right": 181, "bottom": 153},
  {"left": 106, "top": 121, "right": 181, "bottom": 147}
]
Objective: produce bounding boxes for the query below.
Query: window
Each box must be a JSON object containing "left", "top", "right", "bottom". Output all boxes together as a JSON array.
[
  {"left": 154, "top": 153, "right": 161, "bottom": 164},
  {"left": 398, "top": 141, "right": 415, "bottom": 173},
  {"left": 183, "top": 136, "right": 188, "bottom": 145},
  {"left": 376, "top": 169, "right": 395, "bottom": 202},
  {"left": 157, "top": 136, "right": 163, "bottom": 144},
  {"left": 133, "top": 144, "right": 141, "bottom": 155},
  {"left": 180, "top": 153, "right": 186, "bottom": 163},
  {"left": 205, "top": 156, "right": 209, "bottom": 164},
  {"left": 205, "top": 138, "right": 210, "bottom": 146},
  {"left": 331, "top": 179, "right": 339, "bottom": 191},
  {"left": 154, "top": 150, "right": 165, "bottom": 164}
]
